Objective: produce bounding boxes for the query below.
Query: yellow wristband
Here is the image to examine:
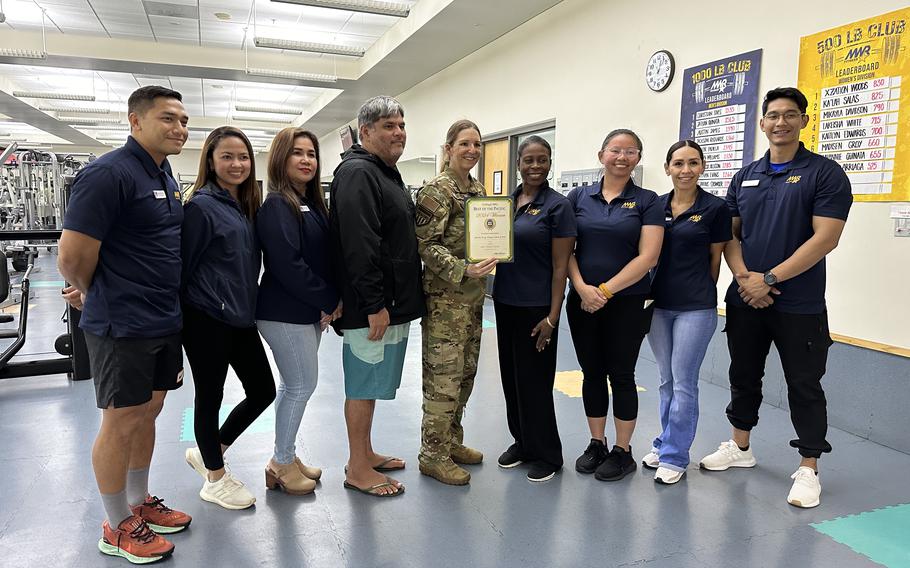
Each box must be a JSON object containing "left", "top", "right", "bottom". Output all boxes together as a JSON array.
[{"left": 598, "top": 283, "right": 614, "bottom": 299}]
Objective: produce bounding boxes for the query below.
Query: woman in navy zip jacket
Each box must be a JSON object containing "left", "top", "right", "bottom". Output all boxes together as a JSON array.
[
  {"left": 181, "top": 126, "right": 275, "bottom": 510},
  {"left": 256, "top": 128, "right": 340, "bottom": 497}
]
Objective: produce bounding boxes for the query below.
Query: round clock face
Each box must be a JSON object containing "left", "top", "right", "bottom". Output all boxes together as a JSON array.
[{"left": 646, "top": 50, "right": 675, "bottom": 92}]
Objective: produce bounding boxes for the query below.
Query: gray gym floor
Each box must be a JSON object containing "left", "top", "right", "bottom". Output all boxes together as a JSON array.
[{"left": 1, "top": 253, "right": 907, "bottom": 568}]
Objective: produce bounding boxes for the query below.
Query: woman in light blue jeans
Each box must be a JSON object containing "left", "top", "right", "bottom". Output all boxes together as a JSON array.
[
  {"left": 645, "top": 140, "right": 732, "bottom": 484},
  {"left": 256, "top": 128, "right": 340, "bottom": 495}
]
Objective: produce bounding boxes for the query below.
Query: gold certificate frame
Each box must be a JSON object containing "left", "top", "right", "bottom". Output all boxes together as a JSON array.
[{"left": 465, "top": 196, "right": 514, "bottom": 263}]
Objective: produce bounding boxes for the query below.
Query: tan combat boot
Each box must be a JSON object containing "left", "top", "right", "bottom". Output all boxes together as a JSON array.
[
  {"left": 265, "top": 460, "right": 317, "bottom": 495},
  {"left": 450, "top": 444, "right": 484, "bottom": 465},
  {"left": 419, "top": 457, "right": 471, "bottom": 485},
  {"left": 294, "top": 456, "right": 322, "bottom": 481}
]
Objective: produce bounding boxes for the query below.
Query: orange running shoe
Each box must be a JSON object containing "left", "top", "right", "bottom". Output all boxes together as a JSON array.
[
  {"left": 98, "top": 515, "right": 174, "bottom": 564},
  {"left": 131, "top": 495, "right": 192, "bottom": 534}
]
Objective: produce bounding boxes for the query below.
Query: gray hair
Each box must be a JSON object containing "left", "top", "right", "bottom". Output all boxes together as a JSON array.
[{"left": 357, "top": 95, "right": 405, "bottom": 129}]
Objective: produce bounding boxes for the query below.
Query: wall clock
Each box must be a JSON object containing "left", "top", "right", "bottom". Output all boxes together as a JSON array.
[{"left": 646, "top": 50, "right": 675, "bottom": 92}]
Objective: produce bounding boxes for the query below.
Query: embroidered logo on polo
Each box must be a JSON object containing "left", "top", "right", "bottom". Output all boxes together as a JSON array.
[
  {"left": 689, "top": 214, "right": 702, "bottom": 223},
  {"left": 785, "top": 175, "right": 802, "bottom": 184},
  {"left": 621, "top": 202, "right": 637, "bottom": 209}
]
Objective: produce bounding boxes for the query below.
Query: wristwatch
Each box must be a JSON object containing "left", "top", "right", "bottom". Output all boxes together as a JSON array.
[{"left": 763, "top": 271, "right": 779, "bottom": 286}]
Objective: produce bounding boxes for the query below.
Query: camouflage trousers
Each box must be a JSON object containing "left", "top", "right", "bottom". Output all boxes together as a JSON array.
[{"left": 419, "top": 296, "right": 484, "bottom": 463}]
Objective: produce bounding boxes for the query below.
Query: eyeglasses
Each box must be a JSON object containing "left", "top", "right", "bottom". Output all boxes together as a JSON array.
[
  {"left": 763, "top": 111, "right": 806, "bottom": 122},
  {"left": 604, "top": 147, "right": 641, "bottom": 157}
]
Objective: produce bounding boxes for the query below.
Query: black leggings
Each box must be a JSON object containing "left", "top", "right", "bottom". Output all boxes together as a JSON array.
[
  {"left": 565, "top": 291, "right": 652, "bottom": 421},
  {"left": 182, "top": 306, "right": 276, "bottom": 471}
]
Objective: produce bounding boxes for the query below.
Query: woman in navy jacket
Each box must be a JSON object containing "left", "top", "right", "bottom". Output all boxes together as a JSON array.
[
  {"left": 256, "top": 128, "right": 340, "bottom": 496},
  {"left": 181, "top": 126, "right": 275, "bottom": 510}
]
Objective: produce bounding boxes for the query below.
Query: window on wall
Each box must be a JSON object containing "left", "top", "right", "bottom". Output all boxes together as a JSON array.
[{"left": 511, "top": 127, "right": 556, "bottom": 193}]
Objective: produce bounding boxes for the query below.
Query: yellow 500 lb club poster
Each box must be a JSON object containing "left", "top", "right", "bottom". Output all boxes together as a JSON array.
[{"left": 798, "top": 7, "right": 910, "bottom": 201}]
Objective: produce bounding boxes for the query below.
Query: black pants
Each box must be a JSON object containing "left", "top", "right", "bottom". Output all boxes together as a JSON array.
[
  {"left": 724, "top": 304, "right": 833, "bottom": 458},
  {"left": 182, "top": 306, "right": 276, "bottom": 471},
  {"left": 566, "top": 291, "right": 652, "bottom": 421},
  {"left": 494, "top": 302, "right": 563, "bottom": 469}
]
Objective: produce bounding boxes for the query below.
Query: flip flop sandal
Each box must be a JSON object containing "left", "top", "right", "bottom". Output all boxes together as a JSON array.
[
  {"left": 344, "top": 457, "right": 406, "bottom": 474},
  {"left": 343, "top": 480, "right": 405, "bottom": 497},
  {"left": 373, "top": 457, "right": 406, "bottom": 471}
]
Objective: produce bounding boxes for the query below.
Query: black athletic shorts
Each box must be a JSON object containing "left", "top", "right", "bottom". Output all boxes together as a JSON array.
[{"left": 84, "top": 332, "right": 184, "bottom": 409}]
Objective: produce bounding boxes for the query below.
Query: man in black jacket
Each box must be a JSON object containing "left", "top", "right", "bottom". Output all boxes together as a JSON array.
[{"left": 330, "top": 95, "right": 425, "bottom": 497}]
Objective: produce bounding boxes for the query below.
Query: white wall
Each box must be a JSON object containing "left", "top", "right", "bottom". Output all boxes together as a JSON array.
[{"left": 319, "top": 0, "right": 910, "bottom": 349}]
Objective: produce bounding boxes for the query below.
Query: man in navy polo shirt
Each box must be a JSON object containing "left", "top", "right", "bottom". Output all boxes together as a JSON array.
[
  {"left": 59, "top": 85, "right": 191, "bottom": 563},
  {"left": 699, "top": 87, "right": 852, "bottom": 508}
]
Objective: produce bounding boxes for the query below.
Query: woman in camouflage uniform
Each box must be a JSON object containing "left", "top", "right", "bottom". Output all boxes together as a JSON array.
[{"left": 414, "top": 119, "right": 497, "bottom": 485}]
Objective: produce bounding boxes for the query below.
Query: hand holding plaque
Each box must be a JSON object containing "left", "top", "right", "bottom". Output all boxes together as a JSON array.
[{"left": 465, "top": 197, "right": 514, "bottom": 263}]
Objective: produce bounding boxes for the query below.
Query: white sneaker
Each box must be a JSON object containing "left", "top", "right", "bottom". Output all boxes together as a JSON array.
[
  {"left": 699, "top": 440, "right": 757, "bottom": 471},
  {"left": 185, "top": 447, "right": 207, "bottom": 479},
  {"left": 642, "top": 448, "right": 659, "bottom": 469},
  {"left": 654, "top": 466, "right": 685, "bottom": 485},
  {"left": 787, "top": 466, "right": 821, "bottom": 508},
  {"left": 199, "top": 471, "right": 256, "bottom": 510}
]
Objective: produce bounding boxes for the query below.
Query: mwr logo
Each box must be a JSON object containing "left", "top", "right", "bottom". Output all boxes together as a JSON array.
[
  {"left": 689, "top": 214, "right": 702, "bottom": 223},
  {"left": 844, "top": 45, "right": 871, "bottom": 62},
  {"left": 785, "top": 175, "right": 802, "bottom": 184},
  {"left": 621, "top": 202, "right": 637, "bottom": 209}
]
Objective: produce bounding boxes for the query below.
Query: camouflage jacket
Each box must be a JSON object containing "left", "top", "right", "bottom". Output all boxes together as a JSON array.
[{"left": 415, "top": 168, "right": 487, "bottom": 305}]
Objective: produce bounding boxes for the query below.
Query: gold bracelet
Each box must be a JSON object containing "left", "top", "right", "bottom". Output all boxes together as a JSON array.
[
  {"left": 598, "top": 283, "right": 614, "bottom": 299},
  {"left": 545, "top": 316, "right": 556, "bottom": 328}
]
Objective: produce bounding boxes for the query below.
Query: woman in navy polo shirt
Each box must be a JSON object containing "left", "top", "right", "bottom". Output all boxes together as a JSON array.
[
  {"left": 566, "top": 129, "right": 664, "bottom": 482},
  {"left": 256, "top": 128, "right": 340, "bottom": 496},
  {"left": 181, "top": 126, "right": 276, "bottom": 510},
  {"left": 642, "top": 140, "right": 732, "bottom": 485},
  {"left": 493, "top": 136, "right": 576, "bottom": 482}
]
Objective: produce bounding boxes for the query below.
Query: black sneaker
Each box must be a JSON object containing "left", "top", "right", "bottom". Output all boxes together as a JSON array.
[
  {"left": 574, "top": 439, "right": 607, "bottom": 474},
  {"left": 497, "top": 444, "right": 524, "bottom": 469},
  {"left": 527, "top": 462, "right": 560, "bottom": 483},
  {"left": 594, "top": 445, "right": 637, "bottom": 481}
]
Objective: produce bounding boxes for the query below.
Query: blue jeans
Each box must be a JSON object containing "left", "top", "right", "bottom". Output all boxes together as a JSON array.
[
  {"left": 646, "top": 308, "right": 717, "bottom": 470},
  {"left": 257, "top": 320, "right": 322, "bottom": 465}
]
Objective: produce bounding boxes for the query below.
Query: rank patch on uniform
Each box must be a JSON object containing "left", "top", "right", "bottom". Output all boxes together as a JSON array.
[{"left": 416, "top": 194, "right": 443, "bottom": 226}]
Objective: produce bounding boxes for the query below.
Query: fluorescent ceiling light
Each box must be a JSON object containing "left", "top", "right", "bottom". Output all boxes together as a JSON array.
[
  {"left": 270, "top": 0, "right": 410, "bottom": 18},
  {"left": 234, "top": 103, "right": 303, "bottom": 115},
  {"left": 232, "top": 114, "right": 293, "bottom": 124},
  {"left": 0, "top": 48, "right": 47, "bottom": 59},
  {"left": 254, "top": 37, "right": 364, "bottom": 57},
  {"left": 13, "top": 91, "right": 96, "bottom": 101},
  {"left": 246, "top": 68, "right": 337, "bottom": 83},
  {"left": 61, "top": 117, "right": 123, "bottom": 125},
  {"left": 39, "top": 106, "right": 112, "bottom": 115}
]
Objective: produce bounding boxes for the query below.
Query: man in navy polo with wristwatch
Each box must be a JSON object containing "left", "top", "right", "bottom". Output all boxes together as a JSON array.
[{"left": 699, "top": 87, "right": 852, "bottom": 508}]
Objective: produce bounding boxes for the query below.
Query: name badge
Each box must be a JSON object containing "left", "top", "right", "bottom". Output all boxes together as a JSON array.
[
  {"left": 742, "top": 180, "right": 760, "bottom": 187},
  {"left": 299, "top": 205, "right": 310, "bottom": 212},
  {"left": 154, "top": 190, "right": 167, "bottom": 199}
]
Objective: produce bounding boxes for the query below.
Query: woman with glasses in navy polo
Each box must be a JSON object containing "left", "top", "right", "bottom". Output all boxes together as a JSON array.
[
  {"left": 641, "top": 140, "right": 732, "bottom": 485},
  {"left": 566, "top": 129, "right": 664, "bottom": 482},
  {"left": 492, "top": 136, "right": 576, "bottom": 483}
]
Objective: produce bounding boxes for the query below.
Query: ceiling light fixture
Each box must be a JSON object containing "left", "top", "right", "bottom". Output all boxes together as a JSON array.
[
  {"left": 254, "top": 36, "right": 365, "bottom": 57},
  {"left": 234, "top": 103, "right": 303, "bottom": 115},
  {"left": 0, "top": 48, "right": 47, "bottom": 60},
  {"left": 60, "top": 117, "right": 124, "bottom": 125},
  {"left": 14, "top": 91, "right": 96, "bottom": 102},
  {"left": 270, "top": 0, "right": 410, "bottom": 18},
  {"left": 246, "top": 67, "right": 337, "bottom": 83},
  {"left": 39, "top": 106, "right": 112, "bottom": 115},
  {"left": 232, "top": 114, "right": 294, "bottom": 124}
]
